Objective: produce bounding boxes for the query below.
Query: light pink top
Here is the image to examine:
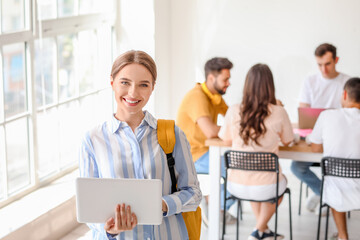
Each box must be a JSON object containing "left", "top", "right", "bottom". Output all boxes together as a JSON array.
[{"left": 219, "top": 104, "right": 294, "bottom": 186}]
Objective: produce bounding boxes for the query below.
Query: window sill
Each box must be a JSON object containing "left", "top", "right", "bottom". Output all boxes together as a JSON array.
[{"left": 0, "top": 170, "right": 81, "bottom": 240}]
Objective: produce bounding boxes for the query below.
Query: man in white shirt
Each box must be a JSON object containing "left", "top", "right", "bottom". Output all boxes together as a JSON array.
[
  {"left": 291, "top": 43, "right": 351, "bottom": 212},
  {"left": 309, "top": 77, "right": 360, "bottom": 240}
]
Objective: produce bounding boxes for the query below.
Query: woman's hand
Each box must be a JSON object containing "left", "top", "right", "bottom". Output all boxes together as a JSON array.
[
  {"left": 104, "top": 203, "right": 137, "bottom": 235},
  {"left": 162, "top": 200, "right": 168, "bottom": 213}
]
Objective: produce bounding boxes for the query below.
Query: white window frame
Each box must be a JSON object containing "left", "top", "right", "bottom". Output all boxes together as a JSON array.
[{"left": 0, "top": 0, "right": 116, "bottom": 208}]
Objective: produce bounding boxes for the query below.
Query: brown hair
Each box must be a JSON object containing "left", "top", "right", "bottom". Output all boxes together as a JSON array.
[
  {"left": 314, "top": 43, "right": 337, "bottom": 60},
  {"left": 111, "top": 50, "right": 157, "bottom": 82},
  {"left": 240, "top": 64, "right": 276, "bottom": 145},
  {"left": 204, "top": 57, "right": 233, "bottom": 79},
  {"left": 344, "top": 77, "right": 360, "bottom": 103}
]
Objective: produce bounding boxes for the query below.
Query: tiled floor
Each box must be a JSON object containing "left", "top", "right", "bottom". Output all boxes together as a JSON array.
[{"left": 61, "top": 160, "right": 360, "bottom": 239}]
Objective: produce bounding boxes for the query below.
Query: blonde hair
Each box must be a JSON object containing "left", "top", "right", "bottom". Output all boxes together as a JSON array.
[{"left": 111, "top": 50, "right": 157, "bottom": 83}]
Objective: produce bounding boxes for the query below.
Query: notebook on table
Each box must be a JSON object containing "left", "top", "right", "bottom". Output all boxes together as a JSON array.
[{"left": 75, "top": 177, "right": 163, "bottom": 225}]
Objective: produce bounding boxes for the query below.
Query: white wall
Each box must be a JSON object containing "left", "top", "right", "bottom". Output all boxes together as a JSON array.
[
  {"left": 153, "top": 0, "right": 172, "bottom": 119},
  {"left": 116, "top": 0, "right": 156, "bottom": 114},
  {"left": 154, "top": 0, "right": 360, "bottom": 121}
]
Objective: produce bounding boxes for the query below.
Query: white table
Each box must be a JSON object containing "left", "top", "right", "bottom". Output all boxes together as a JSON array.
[{"left": 205, "top": 138, "right": 323, "bottom": 240}]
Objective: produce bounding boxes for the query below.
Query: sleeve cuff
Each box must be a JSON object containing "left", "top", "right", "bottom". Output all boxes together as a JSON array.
[
  {"left": 106, "top": 232, "right": 118, "bottom": 240},
  {"left": 308, "top": 134, "right": 322, "bottom": 144},
  {"left": 162, "top": 195, "right": 182, "bottom": 216}
]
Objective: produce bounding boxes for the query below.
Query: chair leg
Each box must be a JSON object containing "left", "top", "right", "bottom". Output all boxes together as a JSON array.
[
  {"left": 325, "top": 206, "right": 330, "bottom": 240},
  {"left": 222, "top": 199, "right": 227, "bottom": 240},
  {"left": 288, "top": 190, "right": 293, "bottom": 240},
  {"left": 236, "top": 200, "right": 240, "bottom": 240},
  {"left": 306, "top": 185, "right": 309, "bottom": 197},
  {"left": 298, "top": 181, "right": 303, "bottom": 215},
  {"left": 239, "top": 200, "right": 243, "bottom": 220},
  {"left": 316, "top": 204, "right": 322, "bottom": 240},
  {"left": 348, "top": 211, "right": 351, "bottom": 219},
  {"left": 275, "top": 197, "right": 278, "bottom": 240}
]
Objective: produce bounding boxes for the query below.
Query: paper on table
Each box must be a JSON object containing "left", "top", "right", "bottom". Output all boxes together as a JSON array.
[{"left": 293, "top": 128, "right": 312, "bottom": 138}]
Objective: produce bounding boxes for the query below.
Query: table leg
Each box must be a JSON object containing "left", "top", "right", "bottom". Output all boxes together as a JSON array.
[{"left": 208, "top": 146, "right": 221, "bottom": 240}]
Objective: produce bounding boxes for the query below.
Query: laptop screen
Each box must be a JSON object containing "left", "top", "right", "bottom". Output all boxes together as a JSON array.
[{"left": 298, "top": 107, "right": 327, "bottom": 129}]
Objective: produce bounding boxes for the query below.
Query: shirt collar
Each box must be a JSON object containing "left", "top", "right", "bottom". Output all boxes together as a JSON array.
[
  {"left": 109, "top": 111, "right": 157, "bottom": 134},
  {"left": 142, "top": 110, "right": 157, "bottom": 129}
]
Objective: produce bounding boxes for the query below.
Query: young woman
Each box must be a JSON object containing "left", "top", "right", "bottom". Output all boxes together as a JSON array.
[
  {"left": 79, "top": 50, "right": 201, "bottom": 240},
  {"left": 218, "top": 64, "right": 294, "bottom": 240}
]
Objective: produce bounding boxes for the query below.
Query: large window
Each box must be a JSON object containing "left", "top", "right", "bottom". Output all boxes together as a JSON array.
[{"left": 0, "top": 0, "right": 115, "bottom": 207}]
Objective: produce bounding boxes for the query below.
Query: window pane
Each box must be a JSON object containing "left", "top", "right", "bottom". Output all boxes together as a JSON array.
[
  {"left": 58, "top": 102, "right": 79, "bottom": 168},
  {"left": 0, "top": 126, "right": 5, "bottom": 200},
  {"left": 58, "top": 34, "right": 76, "bottom": 101},
  {"left": 78, "top": 30, "right": 97, "bottom": 94},
  {"left": 37, "top": 109, "right": 59, "bottom": 179},
  {"left": 37, "top": 0, "right": 57, "bottom": 20},
  {"left": 79, "top": 0, "right": 114, "bottom": 14},
  {"left": 79, "top": 95, "right": 97, "bottom": 134},
  {"left": 79, "top": 0, "right": 95, "bottom": 15},
  {"left": 1, "top": 0, "right": 25, "bottom": 33},
  {"left": 93, "top": 0, "right": 114, "bottom": 14},
  {"left": 34, "top": 38, "right": 56, "bottom": 108},
  {"left": 97, "top": 89, "right": 113, "bottom": 119},
  {"left": 96, "top": 26, "right": 112, "bottom": 89},
  {"left": 79, "top": 90, "right": 112, "bottom": 134},
  {"left": 6, "top": 118, "right": 30, "bottom": 193},
  {"left": 58, "top": 0, "right": 76, "bottom": 18},
  {"left": 3, "top": 43, "right": 26, "bottom": 119}
]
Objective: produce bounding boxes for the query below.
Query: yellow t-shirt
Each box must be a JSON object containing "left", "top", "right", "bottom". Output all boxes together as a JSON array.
[{"left": 176, "top": 83, "right": 228, "bottom": 161}]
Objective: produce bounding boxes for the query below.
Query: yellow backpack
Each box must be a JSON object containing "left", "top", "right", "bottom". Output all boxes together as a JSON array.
[{"left": 157, "top": 119, "right": 202, "bottom": 240}]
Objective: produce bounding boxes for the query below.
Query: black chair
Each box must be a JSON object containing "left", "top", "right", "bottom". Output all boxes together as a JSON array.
[
  {"left": 298, "top": 162, "right": 321, "bottom": 215},
  {"left": 316, "top": 157, "right": 360, "bottom": 240},
  {"left": 222, "top": 150, "right": 293, "bottom": 240}
]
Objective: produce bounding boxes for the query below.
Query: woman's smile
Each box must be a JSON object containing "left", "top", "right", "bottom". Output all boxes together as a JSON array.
[{"left": 123, "top": 97, "right": 141, "bottom": 106}]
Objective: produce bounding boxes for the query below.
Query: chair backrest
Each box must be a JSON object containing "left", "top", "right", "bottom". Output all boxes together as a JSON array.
[
  {"left": 322, "top": 157, "right": 360, "bottom": 178},
  {"left": 224, "top": 150, "right": 279, "bottom": 172}
]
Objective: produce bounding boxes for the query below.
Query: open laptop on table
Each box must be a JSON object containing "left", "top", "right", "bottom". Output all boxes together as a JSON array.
[
  {"left": 298, "top": 107, "right": 327, "bottom": 129},
  {"left": 75, "top": 177, "right": 163, "bottom": 225},
  {"left": 297, "top": 107, "right": 327, "bottom": 138}
]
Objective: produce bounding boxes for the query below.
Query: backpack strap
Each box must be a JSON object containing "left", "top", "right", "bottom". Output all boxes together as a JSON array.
[{"left": 157, "top": 119, "right": 177, "bottom": 194}]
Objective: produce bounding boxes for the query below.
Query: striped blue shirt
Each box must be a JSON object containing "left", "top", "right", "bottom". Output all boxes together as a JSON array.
[{"left": 79, "top": 111, "right": 202, "bottom": 240}]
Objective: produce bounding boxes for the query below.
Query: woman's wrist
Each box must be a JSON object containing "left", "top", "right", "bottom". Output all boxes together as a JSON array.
[{"left": 162, "top": 200, "right": 168, "bottom": 213}]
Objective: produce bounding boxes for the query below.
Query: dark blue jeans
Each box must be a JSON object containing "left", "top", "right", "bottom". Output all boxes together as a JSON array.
[{"left": 291, "top": 161, "right": 321, "bottom": 195}]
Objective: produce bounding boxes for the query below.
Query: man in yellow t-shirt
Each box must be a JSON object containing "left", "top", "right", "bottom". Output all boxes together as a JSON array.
[{"left": 177, "top": 57, "right": 235, "bottom": 223}]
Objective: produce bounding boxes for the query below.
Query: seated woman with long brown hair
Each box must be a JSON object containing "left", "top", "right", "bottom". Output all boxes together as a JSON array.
[{"left": 218, "top": 64, "right": 294, "bottom": 240}]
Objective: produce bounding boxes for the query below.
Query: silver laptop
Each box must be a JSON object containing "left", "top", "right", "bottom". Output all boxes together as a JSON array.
[
  {"left": 75, "top": 177, "right": 163, "bottom": 225},
  {"left": 298, "top": 107, "right": 327, "bottom": 129}
]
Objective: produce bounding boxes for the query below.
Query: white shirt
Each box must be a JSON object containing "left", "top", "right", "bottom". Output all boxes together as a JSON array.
[
  {"left": 299, "top": 72, "right": 350, "bottom": 108},
  {"left": 309, "top": 108, "right": 360, "bottom": 211},
  {"left": 79, "top": 111, "right": 202, "bottom": 240}
]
